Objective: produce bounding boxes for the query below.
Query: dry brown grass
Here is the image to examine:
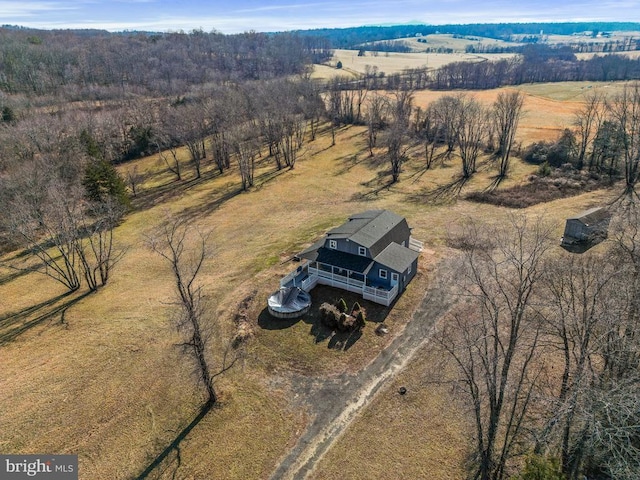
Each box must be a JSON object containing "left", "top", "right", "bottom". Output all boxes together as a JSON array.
[
  {"left": 0, "top": 82, "right": 625, "bottom": 479},
  {"left": 309, "top": 341, "right": 470, "bottom": 480},
  {"left": 388, "top": 33, "right": 522, "bottom": 53},
  {"left": 319, "top": 49, "right": 517, "bottom": 79}
]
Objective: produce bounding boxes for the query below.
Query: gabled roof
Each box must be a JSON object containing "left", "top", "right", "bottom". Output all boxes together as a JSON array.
[
  {"left": 297, "top": 210, "right": 419, "bottom": 274},
  {"left": 373, "top": 242, "right": 420, "bottom": 273},
  {"left": 568, "top": 207, "right": 610, "bottom": 227},
  {"left": 326, "top": 210, "right": 410, "bottom": 257}
]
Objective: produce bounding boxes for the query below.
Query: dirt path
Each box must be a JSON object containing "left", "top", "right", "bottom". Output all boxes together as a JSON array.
[{"left": 268, "top": 270, "right": 456, "bottom": 480}]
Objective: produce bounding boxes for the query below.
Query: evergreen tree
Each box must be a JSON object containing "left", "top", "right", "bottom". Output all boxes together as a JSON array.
[{"left": 83, "top": 159, "right": 130, "bottom": 208}]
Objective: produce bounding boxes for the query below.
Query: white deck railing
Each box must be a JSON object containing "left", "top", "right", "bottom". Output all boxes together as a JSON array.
[
  {"left": 308, "top": 267, "right": 364, "bottom": 287},
  {"left": 307, "top": 266, "right": 398, "bottom": 306},
  {"left": 363, "top": 284, "right": 398, "bottom": 306},
  {"left": 280, "top": 263, "right": 400, "bottom": 306},
  {"left": 409, "top": 236, "right": 424, "bottom": 252},
  {"left": 280, "top": 268, "right": 302, "bottom": 287}
]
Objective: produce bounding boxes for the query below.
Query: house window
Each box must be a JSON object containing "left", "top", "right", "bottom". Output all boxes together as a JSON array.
[
  {"left": 408, "top": 263, "right": 412, "bottom": 274},
  {"left": 329, "top": 239, "right": 337, "bottom": 249},
  {"left": 391, "top": 272, "right": 399, "bottom": 282},
  {"left": 379, "top": 269, "right": 388, "bottom": 279},
  {"left": 358, "top": 246, "right": 366, "bottom": 256}
]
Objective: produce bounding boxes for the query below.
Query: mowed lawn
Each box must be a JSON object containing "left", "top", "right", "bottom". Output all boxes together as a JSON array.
[{"left": 0, "top": 83, "right": 623, "bottom": 479}]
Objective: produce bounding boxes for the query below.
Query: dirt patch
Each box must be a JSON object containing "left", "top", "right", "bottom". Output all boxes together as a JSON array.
[{"left": 267, "top": 258, "right": 458, "bottom": 480}]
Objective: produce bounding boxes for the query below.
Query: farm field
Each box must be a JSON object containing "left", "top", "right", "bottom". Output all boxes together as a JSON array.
[
  {"left": 313, "top": 49, "right": 516, "bottom": 80},
  {"left": 312, "top": 31, "right": 640, "bottom": 81},
  {"left": 0, "top": 81, "right": 625, "bottom": 479}
]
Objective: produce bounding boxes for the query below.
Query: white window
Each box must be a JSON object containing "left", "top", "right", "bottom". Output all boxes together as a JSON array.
[
  {"left": 329, "top": 239, "right": 337, "bottom": 249},
  {"left": 358, "top": 246, "right": 366, "bottom": 256},
  {"left": 391, "top": 272, "right": 399, "bottom": 282},
  {"left": 408, "top": 263, "right": 412, "bottom": 274},
  {"left": 379, "top": 269, "right": 388, "bottom": 279}
]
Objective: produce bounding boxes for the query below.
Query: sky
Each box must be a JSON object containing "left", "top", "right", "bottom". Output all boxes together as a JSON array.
[{"left": 1, "top": 0, "right": 639, "bottom": 34}]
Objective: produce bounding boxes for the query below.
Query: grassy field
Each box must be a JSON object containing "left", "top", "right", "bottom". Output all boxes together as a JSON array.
[
  {"left": 0, "top": 82, "right": 625, "bottom": 479},
  {"left": 312, "top": 49, "right": 516, "bottom": 80},
  {"left": 381, "top": 33, "right": 522, "bottom": 53}
]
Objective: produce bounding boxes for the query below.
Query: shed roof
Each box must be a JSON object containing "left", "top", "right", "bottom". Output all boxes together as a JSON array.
[{"left": 567, "top": 207, "right": 610, "bottom": 226}]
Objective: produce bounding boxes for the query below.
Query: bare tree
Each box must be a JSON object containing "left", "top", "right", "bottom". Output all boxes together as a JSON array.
[
  {"left": 365, "top": 92, "right": 388, "bottom": 157},
  {"left": 76, "top": 200, "right": 126, "bottom": 291},
  {"left": 539, "top": 253, "right": 618, "bottom": 478},
  {"left": 155, "top": 108, "right": 183, "bottom": 181},
  {"left": 279, "top": 113, "right": 305, "bottom": 169},
  {"left": 174, "top": 101, "right": 208, "bottom": 179},
  {"left": 456, "top": 95, "right": 488, "bottom": 179},
  {"left": 125, "top": 165, "right": 143, "bottom": 197},
  {"left": 607, "top": 83, "right": 640, "bottom": 197},
  {"left": 573, "top": 91, "right": 604, "bottom": 171},
  {"left": 438, "top": 215, "right": 553, "bottom": 480},
  {"left": 414, "top": 104, "right": 441, "bottom": 170},
  {"left": 231, "top": 126, "right": 259, "bottom": 190},
  {"left": 431, "top": 94, "right": 463, "bottom": 158},
  {"left": 534, "top": 206, "right": 640, "bottom": 480},
  {"left": 147, "top": 219, "right": 233, "bottom": 406},
  {"left": 9, "top": 173, "right": 82, "bottom": 291},
  {"left": 492, "top": 91, "right": 525, "bottom": 180},
  {"left": 7, "top": 160, "right": 124, "bottom": 293},
  {"left": 384, "top": 90, "right": 413, "bottom": 183},
  {"left": 156, "top": 139, "right": 183, "bottom": 181},
  {"left": 299, "top": 77, "right": 325, "bottom": 141}
]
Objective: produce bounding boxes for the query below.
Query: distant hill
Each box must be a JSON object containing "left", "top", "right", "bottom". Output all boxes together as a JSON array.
[{"left": 293, "top": 22, "right": 640, "bottom": 49}]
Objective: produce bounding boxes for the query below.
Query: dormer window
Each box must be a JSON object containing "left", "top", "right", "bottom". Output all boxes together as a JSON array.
[
  {"left": 358, "top": 246, "right": 366, "bottom": 256},
  {"left": 329, "top": 239, "right": 337, "bottom": 249}
]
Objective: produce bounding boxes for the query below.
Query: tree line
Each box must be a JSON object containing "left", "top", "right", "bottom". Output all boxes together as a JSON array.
[
  {"left": 295, "top": 22, "right": 640, "bottom": 49},
  {"left": 334, "top": 46, "right": 640, "bottom": 92},
  {"left": 327, "top": 83, "right": 524, "bottom": 187}
]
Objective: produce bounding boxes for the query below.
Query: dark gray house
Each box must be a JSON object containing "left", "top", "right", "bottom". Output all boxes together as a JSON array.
[
  {"left": 280, "top": 210, "right": 422, "bottom": 306},
  {"left": 561, "top": 207, "right": 611, "bottom": 248}
]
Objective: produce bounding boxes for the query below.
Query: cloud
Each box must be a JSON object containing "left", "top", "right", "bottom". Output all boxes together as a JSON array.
[{"left": 0, "top": 1, "right": 77, "bottom": 18}]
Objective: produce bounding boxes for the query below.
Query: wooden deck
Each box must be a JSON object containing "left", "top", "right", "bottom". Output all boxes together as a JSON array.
[{"left": 282, "top": 263, "right": 398, "bottom": 306}]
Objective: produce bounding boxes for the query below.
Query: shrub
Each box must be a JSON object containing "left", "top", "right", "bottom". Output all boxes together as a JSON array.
[
  {"left": 523, "top": 130, "right": 576, "bottom": 168},
  {"left": 321, "top": 301, "right": 365, "bottom": 332},
  {"left": 538, "top": 161, "right": 551, "bottom": 177},
  {"left": 336, "top": 298, "right": 348, "bottom": 313},
  {"left": 1, "top": 106, "right": 16, "bottom": 123},
  {"left": 515, "top": 455, "right": 565, "bottom": 480},
  {"left": 336, "top": 60, "right": 343, "bottom": 69},
  {"left": 319, "top": 302, "right": 340, "bottom": 329},
  {"left": 337, "top": 313, "right": 350, "bottom": 332}
]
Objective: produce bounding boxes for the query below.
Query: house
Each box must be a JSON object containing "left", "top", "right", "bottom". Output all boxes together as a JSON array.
[
  {"left": 561, "top": 207, "right": 611, "bottom": 250},
  {"left": 279, "top": 210, "right": 422, "bottom": 306}
]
